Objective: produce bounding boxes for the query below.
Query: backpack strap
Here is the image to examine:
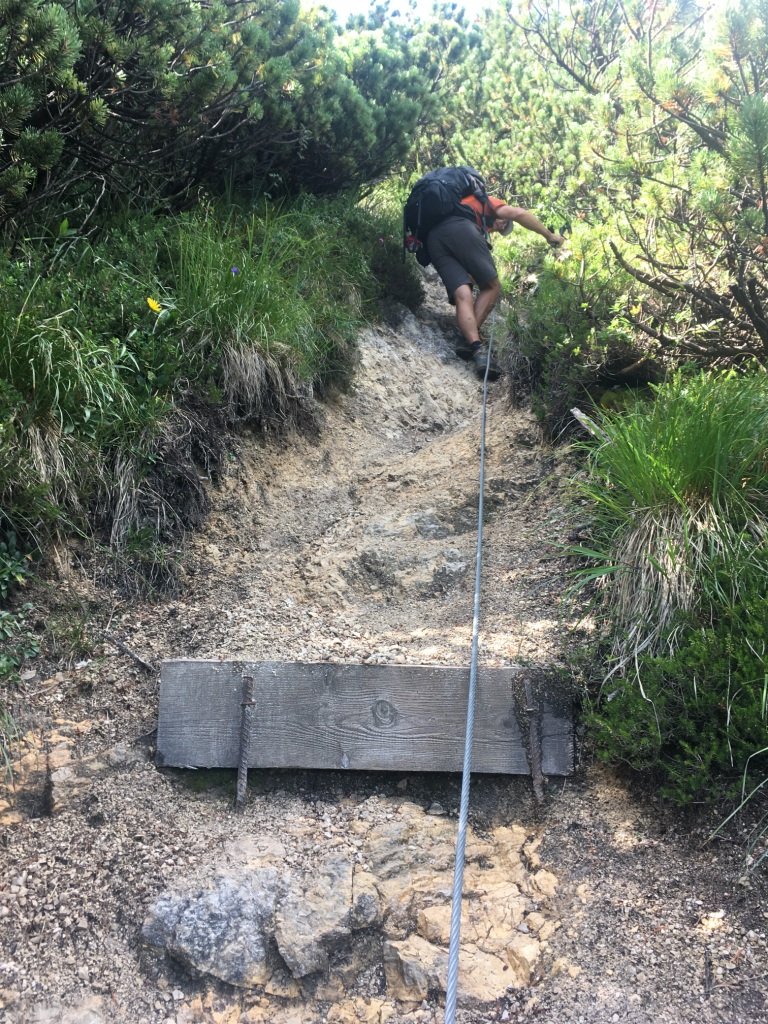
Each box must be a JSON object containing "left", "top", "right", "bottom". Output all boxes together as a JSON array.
[
  {"left": 459, "top": 168, "right": 497, "bottom": 236},
  {"left": 474, "top": 183, "right": 495, "bottom": 236}
]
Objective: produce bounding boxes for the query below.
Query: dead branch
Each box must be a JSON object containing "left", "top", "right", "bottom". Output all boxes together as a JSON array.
[{"left": 104, "top": 632, "right": 158, "bottom": 674}]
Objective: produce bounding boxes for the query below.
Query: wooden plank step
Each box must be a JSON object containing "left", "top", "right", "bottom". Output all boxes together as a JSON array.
[{"left": 156, "top": 660, "right": 574, "bottom": 776}]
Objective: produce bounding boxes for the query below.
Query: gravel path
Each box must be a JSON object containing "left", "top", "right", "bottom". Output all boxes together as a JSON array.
[{"left": 1, "top": 278, "right": 766, "bottom": 1023}]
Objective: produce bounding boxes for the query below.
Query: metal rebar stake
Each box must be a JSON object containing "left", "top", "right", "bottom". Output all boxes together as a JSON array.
[
  {"left": 235, "top": 674, "right": 255, "bottom": 812},
  {"left": 524, "top": 676, "right": 545, "bottom": 805}
]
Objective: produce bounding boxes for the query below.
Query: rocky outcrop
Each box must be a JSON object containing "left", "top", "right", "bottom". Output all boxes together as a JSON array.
[{"left": 142, "top": 802, "right": 561, "bottom": 1009}]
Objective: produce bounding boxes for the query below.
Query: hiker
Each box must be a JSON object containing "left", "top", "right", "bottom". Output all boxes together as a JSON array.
[{"left": 428, "top": 193, "right": 565, "bottom": 380}]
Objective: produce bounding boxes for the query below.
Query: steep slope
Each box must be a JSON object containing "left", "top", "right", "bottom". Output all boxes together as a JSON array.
[{"left": 1, "top": 280, "right": 766, "bottom": 1024}]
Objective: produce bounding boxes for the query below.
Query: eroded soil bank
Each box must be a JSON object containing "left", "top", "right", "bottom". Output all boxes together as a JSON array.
[{"left": 1, "top": 278, "right": 767, "bottom": 1023}]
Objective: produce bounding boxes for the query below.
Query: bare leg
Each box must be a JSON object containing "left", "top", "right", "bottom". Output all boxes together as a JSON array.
[
  {"left": 454, "top": 283, "right": 481, "bottom": 343},
  {"left": 454, "top": 280, "right": 502, "bottom": 381},
  {"left": 474, "top": 278, "right": 500, "bottom": 330}
]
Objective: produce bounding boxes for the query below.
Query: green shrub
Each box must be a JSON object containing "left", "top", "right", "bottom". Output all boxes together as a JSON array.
[
  {"left": 0, "top": 600, "right": 38, "bottom": 776},
  {"left": 368, "top": 235, "right": 424, "bottom": 312},
  {"left": 0, "top": 531, "right": 32, "bottom": 600},
  {"left": 576, "top": 369, "right": 768, "bottom": 806},
  {"left": 0, "top": 604, "right": 39, "bottom": 685},
  {"left": 589, "top": 584, "right": 768, "bottom": 804},
  {"left": 498, "top": 226, "right": 655, "bottom": 439},
  {"left": 572, "top": 370, "right": 768, "bottom": 670},
  {"left": 360, "top": 179, "right": 424, "bottom": 312}
]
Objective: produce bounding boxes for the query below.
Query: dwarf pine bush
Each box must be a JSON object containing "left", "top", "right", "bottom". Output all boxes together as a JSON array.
[{"left": 497, "top": 225, "right": 649, "bottom": 439}]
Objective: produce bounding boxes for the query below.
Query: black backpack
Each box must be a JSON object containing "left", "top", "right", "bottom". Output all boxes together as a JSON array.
[{"left": 403, "top": 166, "right": 488, "bottom": 266}]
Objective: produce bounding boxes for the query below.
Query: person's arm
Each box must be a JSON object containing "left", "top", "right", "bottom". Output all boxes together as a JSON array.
[{"left": 494, "top": 204, "right": 564, "bottom": 247}]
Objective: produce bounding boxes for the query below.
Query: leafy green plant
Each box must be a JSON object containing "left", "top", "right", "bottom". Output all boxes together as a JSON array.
[
  {"left": 0, "top": 195, "right": 400, "bottom": 591},
  {"left": 41, "top": 593, "right": 94, "bottom": 666},
  {"left": 2, "top": 307, "right": 139, "bottom": 435},
  {"left": 0, "top": 532, "right": 32, "bottom": 599},
  {"left": 588, "top": 584, "right": 768, "bottom": 804},
  {"left": 1, "top": 0, "right": 457, "bottom": 233},
  {"left": 114, "top": 527, "right": 180, "bottom": 597},
  {"left": 0, "top": 604, "right": 40, "bottom": 684},
  {"left": 498, "top": 225, "right": 651, "bottom": 438},
  {"left": 0, "top": 602, "right": 39, "bottom": 781},
  {"left": 158, "top": 199, "right": 374, "bottom": 417},
  {"left": 360, "top": 178, "right": 425, "bottom": 312},
  {"left": 0, "top": 702, "right": 19, "bottom": 781},
  {"left": 709, "top": 763, "right": 768, "bottom": 875}
]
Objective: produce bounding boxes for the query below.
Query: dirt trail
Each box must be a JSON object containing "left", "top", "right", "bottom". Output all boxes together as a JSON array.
[{"left": 1, "top": 278, "right": 767, "bottom": 1024}]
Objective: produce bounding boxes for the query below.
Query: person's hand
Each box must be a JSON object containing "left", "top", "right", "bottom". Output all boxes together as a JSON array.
[{"left": 548, "top": 232, "right": 565, "bottom": 248}]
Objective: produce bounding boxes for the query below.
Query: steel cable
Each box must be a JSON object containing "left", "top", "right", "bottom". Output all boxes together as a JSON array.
[{"left": 444, "top": 339, "right": 493, "bottom": 1023}]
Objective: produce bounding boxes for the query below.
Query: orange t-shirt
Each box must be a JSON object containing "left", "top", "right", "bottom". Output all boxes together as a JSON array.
[{"left": 460, "top": 194, "right": 506, "bottom": 231}]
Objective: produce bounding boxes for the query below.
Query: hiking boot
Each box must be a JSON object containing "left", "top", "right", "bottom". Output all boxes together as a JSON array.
[
  {"left": 473, "top": 343, "right": 502, "bottom": 381},
  {"left": 456, "top": 339, "right": 477, "bottom": 361}
]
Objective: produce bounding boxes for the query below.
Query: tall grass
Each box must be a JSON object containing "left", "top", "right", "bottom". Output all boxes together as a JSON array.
[
  {"left": 1, "top": 305, "right": 139, "bottom": 430},
  {"left": 573, "top": 370, "right": 768, "bottom": 673},
  {"left": 0, "top": 196, "right": 390, "bottom": 562},
  {"left": 575, "top": 370, "right": 768, "bottom": 817},
  {"left": 166, "top": 200, "right": 368, "bottom": 417}
]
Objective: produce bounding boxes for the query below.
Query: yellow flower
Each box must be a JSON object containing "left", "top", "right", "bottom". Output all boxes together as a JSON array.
[{"left": 147, "top": 297, "right": 162, "bottom": 313}]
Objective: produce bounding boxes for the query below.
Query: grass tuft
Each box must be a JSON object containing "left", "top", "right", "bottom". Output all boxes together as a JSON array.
[
  {"left": 576, "top": 370, "right": 768, "bottom": 817},
  {"left": 572, "top": 370, "right": 768, "bottom": 674}
]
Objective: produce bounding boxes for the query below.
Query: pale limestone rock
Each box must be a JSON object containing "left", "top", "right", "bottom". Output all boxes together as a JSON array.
[
  {"left": 416, "top": 903, "right": 452, "bottom": 945},
  {"left": 463, "top": 834, "right": 497, "bottom": 863},
  {"left": 539, "top": 919, "right": 561, "bottom": 942},
  {"left": 383, "top": 935, "right": 447, "bottom": 1001},
  {"left": 417, "top": 884, "right": 528, "bottom": 953},
  {"left": 243, "top": 1007, "right": 307, "bottom": 1024},
  {"left": 505, "top": 935, "right": 542, "bottom": 985},
  {"left": 143, "top": 805, "right": 560, "bottom": 1009},
  {"left": 175, "top": 995, "right": 206, "bottom": 1023},
  {"left": 488, "top": 825, "right": 530, "bottom": 862},
  {"left": 531, "top": 868, "right": 558, "bottom": 898},
  {"left": 524, "top": 911, "right": 547, "bottom": 933},
  {"left": 274, "top": 857, "right": 355, "bottom": 977},
  {"left": 327, "top": 997, "right": 395, "bottom": 1023},
  {"left": 458, "top": 943, "right": 527, "bottom": 1003},
  {"left": 25, "top": 998, "right": 105, "bottom": 1024},
  {"left": 460, "top": 879, "right": 530, "bottom": 939},
  {"left": 385, "top": 935, "right": 526, "bottom": 1007},
  {"left": 523, "top": 835, "right": 543, "bottom": 870},
  {"left": 222, "top": 836, "right": 286, "bottom": 867},
  {"left": 551, "top": 957, "right": 583, "bottom": 979},
  {"left": 210, "top": 1003, "right": 241, "bottom": 1024},
  {"left": 502, "top": 859, "right": 537, "bottom": 890},
  {"left": 48, "top": 741, "right": 74, "bottom": 770},
  {"left": 363, "top": 810, "right": 458, "bottom": 936}
]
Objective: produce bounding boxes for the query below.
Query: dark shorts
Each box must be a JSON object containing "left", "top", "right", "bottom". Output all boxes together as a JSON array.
[{"left": 427, "top": 216, "right": 498, "bottom": 303}]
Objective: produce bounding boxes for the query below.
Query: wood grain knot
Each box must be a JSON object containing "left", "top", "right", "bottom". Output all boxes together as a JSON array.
[{"left": 372, "top": 699, "right": 398, "bottom": 728}]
